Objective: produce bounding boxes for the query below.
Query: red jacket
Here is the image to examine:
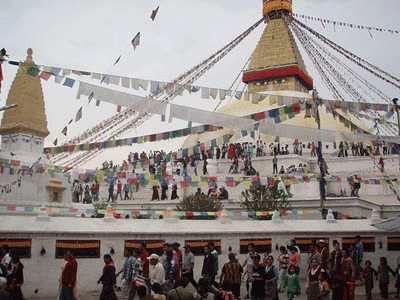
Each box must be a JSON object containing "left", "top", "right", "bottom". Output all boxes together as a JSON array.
[
  {"left": 62, "top": 258, "right": 78, "bottom": 287},
  {"left": 140, "top": 250, "right": 150, "bottom": 275}
]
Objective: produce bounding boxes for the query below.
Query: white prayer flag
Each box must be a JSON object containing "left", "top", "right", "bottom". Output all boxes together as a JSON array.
[{"left": 132, "top": 32, "right": 141, "bottom": 50}]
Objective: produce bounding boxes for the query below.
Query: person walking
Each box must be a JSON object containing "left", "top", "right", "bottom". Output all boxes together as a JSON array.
[
  {"left": 8, "top": 253, "right": 24, "bottom": 300},
  {"left": 124, "top": 181, "right": 130, "bottom": 200},
  {"left": 116, "top": 180, "right": 123, "bottom": 200},
  {"left": 98, "top": 254, "right": 118, "bottom": 300},
  {"left": 116, "top": 249, "right": 135, "bottom": 300},
  {"left": 219, "top": 252, "right": 243, "bottom": 299},
  {"left": 60, "top": 250, "right": 78, "bottom": 300},
  {"left": 283, "top": 265, "right": 301, "bottom": 300},
  {"left": 277, "top": 246, "right": 290, "bottom": 292},
  {"left": 182, "top": 245, "right": 197, "bottom": 289},
  {"left": 108, "top": 182, "right": 114, "bottom": 201},
  {"left": 305, "top": 258, "right": 324, "bottom": 300},
  {"left": 377, "top": 256, "right": 396, "bottom": 299},
  {"left": 249, "top": 254, "right": 267, "bottom": 300},
  {"left": 361, "top": 260, "right": 378, "bottom": 300},
  {"left": 264, "top": 255, "right": 279, "bottom": 300},
  {"left": 273, "top": 156, "right": 278, "bottom": 174},
  {"left": 201, "top": 245, "right": 216, "bottom": 287}
]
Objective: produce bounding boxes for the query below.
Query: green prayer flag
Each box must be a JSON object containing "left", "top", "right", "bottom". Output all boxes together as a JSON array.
[{"left": 27, "top": 67, "right": 40, "bottom": 77}]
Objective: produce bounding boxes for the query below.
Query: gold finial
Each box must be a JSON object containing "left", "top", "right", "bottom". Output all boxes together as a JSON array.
[{"left": 26, "top": 48, "right": 33, "bottom": 61}]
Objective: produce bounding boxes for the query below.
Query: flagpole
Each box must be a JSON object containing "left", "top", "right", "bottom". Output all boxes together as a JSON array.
[{"left": 313, "top": 89, "right": 326, "bottom": 219}]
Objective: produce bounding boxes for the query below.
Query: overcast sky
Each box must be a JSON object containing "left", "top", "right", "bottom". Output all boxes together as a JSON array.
[{"left": 1, "top": 0, "right": 399, "bottom": 167}]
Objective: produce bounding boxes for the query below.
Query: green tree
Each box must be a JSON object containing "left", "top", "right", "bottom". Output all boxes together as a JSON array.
[
  {"left": 176, "top": 193, "right": 223, "bottom": 219},
  {"left": 240, "top": 185, "right": 291, "bottom": 220}
]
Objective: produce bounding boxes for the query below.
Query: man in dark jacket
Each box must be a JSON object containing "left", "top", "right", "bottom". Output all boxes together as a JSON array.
[{"left": 201, "top": 245, "right": 216, "bottom": 285}]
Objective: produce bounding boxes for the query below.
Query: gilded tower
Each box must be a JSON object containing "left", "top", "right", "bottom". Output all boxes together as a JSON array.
[
  {"left": 0, "top": 48, "right": 49, "bottom": 161},
  {"left": 242, "top": 0, "right": 313, "bottom": 94}
]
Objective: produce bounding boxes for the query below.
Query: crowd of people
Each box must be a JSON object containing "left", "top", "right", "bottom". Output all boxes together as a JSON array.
[
  {"left": 2, "top": 236, "right": 400, "bottom": 300},
  {"left": 96, "top": 139, "right": 399, "bottom": 177}
]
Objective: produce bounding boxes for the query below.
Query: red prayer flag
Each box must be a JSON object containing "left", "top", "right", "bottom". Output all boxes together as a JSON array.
[
  {"left": 39, "top": 71, "right": 52, "bottom": 81},
  {"left": 180, "top": 181, "right": 189, "bottom": 188}
]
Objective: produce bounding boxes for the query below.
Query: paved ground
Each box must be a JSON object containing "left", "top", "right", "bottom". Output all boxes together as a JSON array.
[{"left": 27, "top": 278, "right": 399, "bottom": 300}]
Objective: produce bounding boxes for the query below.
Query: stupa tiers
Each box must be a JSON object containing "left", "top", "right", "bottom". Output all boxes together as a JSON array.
[
  {"left": 181, "top": 0, "right": 368, "bottom": 149},
  {"left": 0, "top": 48, "right": 49, "bottom": 162},
  {"left": 243, "top": 0, "right": 313, "bottom": 93}
]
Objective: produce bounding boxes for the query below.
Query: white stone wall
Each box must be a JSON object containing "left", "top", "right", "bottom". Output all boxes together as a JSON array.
[{"left": 1, "top": 216, "right": 398, "bottom": 298}]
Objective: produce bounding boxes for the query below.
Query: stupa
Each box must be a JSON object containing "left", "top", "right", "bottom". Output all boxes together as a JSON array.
[
  {"left": 181, "top": 0, "right": 369, "bottom": 148},
  {"left": 0, "top": 49, "right": 71, "bottom": 205}
]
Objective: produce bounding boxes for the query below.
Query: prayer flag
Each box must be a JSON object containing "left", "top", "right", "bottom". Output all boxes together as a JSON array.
[
  {"left": 61, "top": 126, "right": 68, "bottom": 136},
  {"left": 117, "top": 105, "right": 122, "bottom": 112},
  {"left": 113, "top": 55, "right": 122, "bottom": 65},
  {"left": 27, "top": 67, "right": 40, "bottom": 77},
  {"left": 121, "top": 77, "right": 130, "bottom": 88},
  {"left": 63, "top": 77, "right": 75, "bottom": 88},
  {"left": 161, "top": 115, "right": 166, "bottom": 122},
  {"left": 150, "top": 6, "right": 159, "bottom": 21},
  {"left": 101, "top": 74, "right": 110, "bottom": 84},
  {"left": 132, "top": 32, "right": 141, "bottom": 50},
  {"left": 96, "top": 100, "right": 101, "bottom": 106},
  {"left": 75, "top": 107, "right": 83, "bottom": 122},
  {"left": 88, "top": 92, "right": 94, "bottom": 103},
  {"left": 39, "top": 71, "right": 52, "bottom": 81}
]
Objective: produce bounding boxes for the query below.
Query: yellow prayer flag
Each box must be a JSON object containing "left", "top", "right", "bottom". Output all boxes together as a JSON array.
[{"left": 199, "top": 181, "right": 209, "bottom": 188}]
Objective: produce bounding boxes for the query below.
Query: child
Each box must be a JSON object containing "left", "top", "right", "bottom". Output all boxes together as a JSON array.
[
  {"left": 283, "top": 265, "right": 301, "bottom": 300},
  {"left": 395, "top": 260, "right": 400, "bottom": 298},
  {"left": 317, "top": 271, "right": 331, "bottom": 300},
  {"left": 361, "top": 260, "right": 378, "bottom": 300},
  {"left": 152, "top": 283, "right": 166, "bottom": 300},
  {"left": 377, "top": 256, "right": 396, "bottom": 299}
]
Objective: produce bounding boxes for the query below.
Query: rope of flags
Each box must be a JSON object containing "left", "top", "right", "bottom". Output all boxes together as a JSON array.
[
  {"left": 44, "top": 124, "right": 226, "bottom": 155},
  {"left": 0, "top": 205, "right": 368, "bottom": 220},
  {"left": 1, "top": 153, "right": 400, "bottom": 190},
  {"left": 292, "top": 14, "right": 399, "bottom": 35}
]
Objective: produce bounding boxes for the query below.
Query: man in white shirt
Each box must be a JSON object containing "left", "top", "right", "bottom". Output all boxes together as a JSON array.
[{"left": 148, "top": 254, "right": 165, "bottom": 294}]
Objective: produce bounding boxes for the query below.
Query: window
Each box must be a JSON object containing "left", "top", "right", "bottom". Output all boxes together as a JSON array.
[
  {"left": 0, "top": 239, "right": 31, "bottom": 258},
  {"left": 387, "top": 237, "right": 400, "bottom": 251},
  {"left": 124, "top": 240, "right": 165, "bottom": 256},
  {"left": 55, "top": 240, "right": 100, "bottom": 258},
  {"left": 185, "top": 240, "right": 221, "bottom": 256},
  {"left": 342, "top": 237, "right": 375, "bottom": 252},
  {"left": 240, "top": 239, "right": 272, "bottom": 254}
]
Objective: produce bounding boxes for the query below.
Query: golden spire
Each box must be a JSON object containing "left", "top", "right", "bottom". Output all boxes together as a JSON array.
[
  {"left": 0, "top": 48, "right": 49, "bottom": 138},
  {"left": 243, "top": 0, "right": 313, "bottom": 93}
]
